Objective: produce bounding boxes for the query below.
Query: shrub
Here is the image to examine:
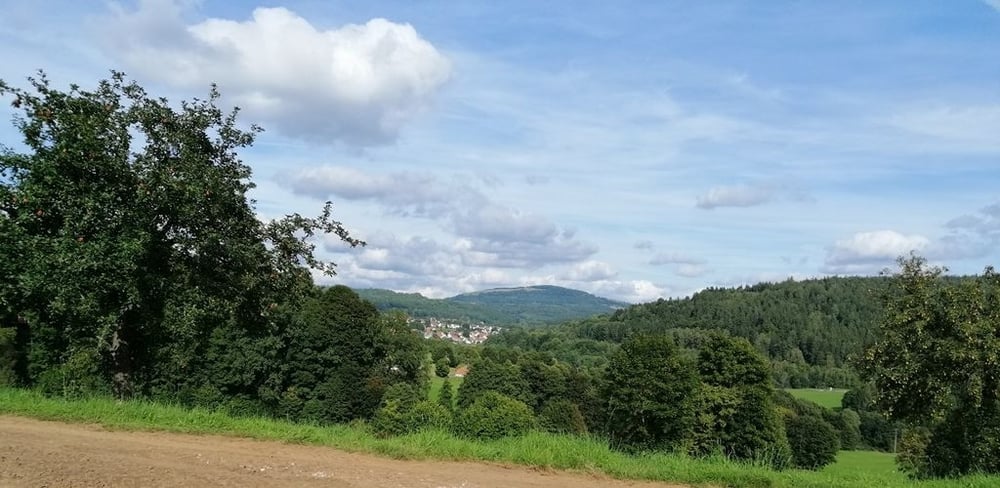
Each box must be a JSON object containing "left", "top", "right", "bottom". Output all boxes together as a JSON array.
[
  {"left": 438, "top": 379, "right": 455, "bottom": 411},
  {"left": 36, "top": 349, "right": 109, "bottom": 399},
  {"left": 434, "top": 358, "right": 450, "bottom": 378},
  {"left": 785, "top": 414, "right": 840, "bottom": 470},
  {"left": 371, "top": 399, "right": 409, "bottom": 437},
  {"left": 538, "top": 399, "right": 588, "bottom": 435},
  {"left": 896, "top": 427, "right": 931, "bottom": 476},
  {"left": 453, "top": 391, "right": 535, "bottom": 440},
  {"left": 858, "top": 411, "right": 895, "bottom": 451},
  {"left": 405, "top": 400, "right": 452, "bottom": 432},
  {"left": 835, "top": 408, "right": 863, "bottom": 450}
]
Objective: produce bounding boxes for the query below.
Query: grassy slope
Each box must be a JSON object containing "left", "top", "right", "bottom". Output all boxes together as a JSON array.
[
  {"left": 1, "top": 388, "right": 997, "bottom": 488},
  {"left": 786, "top": 389, "right": 847, "bottom": 409}
]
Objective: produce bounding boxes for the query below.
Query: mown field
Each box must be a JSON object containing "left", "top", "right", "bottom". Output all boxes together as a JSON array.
[
  {"left": 1, "top": 388, "right": 996, "bottom": 488},
  {"left": 786, "top": 388, "right": 847, "bottom": 409}
]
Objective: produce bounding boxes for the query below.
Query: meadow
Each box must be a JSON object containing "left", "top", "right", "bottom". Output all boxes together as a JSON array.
[
  {"left": 1, "top": 387, "right": 996, "bottom": 488},
  {"left": 786, "top": 388, "right": 847, "bottom": 409}
]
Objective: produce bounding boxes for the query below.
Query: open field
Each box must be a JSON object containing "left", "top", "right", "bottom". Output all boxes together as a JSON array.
[
  {"left": 429, "top": 374, "right": 464, "bottom": 405},
  {"left": 786, "top": 389, "right": 847, "bottom": 409},
  {"left": 1, "top": 388, "right": 997, "bottom": 488}
]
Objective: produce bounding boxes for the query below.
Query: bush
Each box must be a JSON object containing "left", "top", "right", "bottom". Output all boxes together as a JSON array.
[
  {"left": 438, "top": 379, "right": 455, "bottom": 411},
  {"left": 785, "top": 414, "right": 840, "bottom": 470},
  {"left": 835, "top": 408, "right": 863, "bottom": 450},
  {"left": 453, "top": 391, "right": 535, "bottom": 440},
  {"left": 405, "top": 400, "right": 452, "bottom": 431},
  {"left": 859, "top": 411, "right": 895, "bottom": 451},
  {"left": 434, "top": 358, "right": 450, "bottom": 378},
  {"left": 896, "top": 427, "right": 931, "bottom": 476},
  {"left": 0, "top": 328, "right": 15, "bottom": 387},
  {"left": 35, "top": 349, "right": 109, "bottom": 399},
  {"left": 538, "top": 399, "right": 587, "bottom": 435}
]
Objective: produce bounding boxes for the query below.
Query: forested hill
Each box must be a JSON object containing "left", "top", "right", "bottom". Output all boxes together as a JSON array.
[
  {"left": 355, "top": 285, "right": 627, "bottom": 325},
  {"left": 491, "top": 276, "right": 898, "bottom": 388},
  {"left": 572, "top": 277, "right": 889, "bottom": 365}
]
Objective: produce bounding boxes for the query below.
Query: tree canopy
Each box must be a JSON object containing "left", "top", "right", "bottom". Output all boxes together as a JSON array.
[{"left": 0, "top": 73, "right": 406, "bottom": 416}]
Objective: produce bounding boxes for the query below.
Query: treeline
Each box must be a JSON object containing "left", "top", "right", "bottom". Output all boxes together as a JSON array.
[{"left": 489, "top": 277, "right": 901, "bottom": 388}]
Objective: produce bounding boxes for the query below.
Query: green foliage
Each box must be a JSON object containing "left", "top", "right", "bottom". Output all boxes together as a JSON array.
[
  {"left": 836, "top": 409, "right": 863, "bottom": 450},
  {"left": 841, "top": 384, "right": 876, "bottom": 412},
  {"left": 603, "top": 335, "right": 700, "bottom": 453},
  {"left": 453, "top": 391, "right": 535, "bottom": 440},
  {"left": 861, "top": 255, "right": 1000, "bottom": 477},
  {"left": 437, "top": 379, "right": 455, "bottom": 411},
  {"left": 434, "top": 357, "right": 450, "bottom": 378},
  {"left": 896, "top": 427, "right": 931, "bottom": 476},
  {"left": 692, "top": 334, "right": 789, "bottom": 468},
  {"left": 371, "top": 399, "right": 451, "bottom": 437},
  {"left": 0, "top": 327, "right": 14, "bottom": 386},
  {"left": 456, "top": 358, "right": 530, "bottom": 408},
  {"left": 858, "top": 411, "right": 896, "bottom": 452},
  {"left": 785, "top": 414, "right": 840, "bottom": 470},
  {"left": 0, "top": 72, "right": 361, "bottom": 401},
  {"left": 538, "top": 399, "right": 588, "bottom": 435}
]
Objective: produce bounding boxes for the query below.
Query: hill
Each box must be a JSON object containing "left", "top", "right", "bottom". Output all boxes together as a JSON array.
[
  {"left": 355, "top": 285, "right": 627, "bottom": 326},
  {"left": 490, "top": 276, "right": 899, "bottom": 388}
]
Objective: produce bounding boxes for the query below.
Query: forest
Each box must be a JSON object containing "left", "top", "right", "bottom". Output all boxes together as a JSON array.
[{"left": 2, "top": 73, "right": 999, "bottom": 482}]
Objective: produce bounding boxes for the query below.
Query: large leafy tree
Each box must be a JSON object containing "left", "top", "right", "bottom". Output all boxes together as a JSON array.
[
  {"left": 0, "top": 72, "right": 360, "bottom": 399},
  {"left": 602, "top": 335, "right": 700, "bottom": 452},
  {"left": 861, "top": 254, "right": 1000, "bottom": 476}
]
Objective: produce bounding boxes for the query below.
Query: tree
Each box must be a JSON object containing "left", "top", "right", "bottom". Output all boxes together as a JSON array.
[
  {"left": 457, "top": 358, "right": 530, "bottom": 408},
  {"left": 434, "top": 357, "right": 451, "bottom": 378},
  {"left": 785, "top": 414, "right": 840, "bottom": 470},
  {"left": 692, "top": 334, "right": 789, "bottom": 466},
  {"left": 602, "top": 335, "right": 700, "bottom": 452},
  {"left": 0, "top": 72, "right": 361, "bottom": 400},
  {"left": 860, "top": 255, "right": 1000, "bottom": 476},
  {"left": 452, "top": 391, "right": 535, "bottom": 440},
  {"left": 438, "top": 379, "right": 455, "bottom": 411}
]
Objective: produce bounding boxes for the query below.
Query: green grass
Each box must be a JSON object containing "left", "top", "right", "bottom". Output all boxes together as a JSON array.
[
  {"left": 1, "top": 388, "right": 997, "bottom": 488},
  {"left": 428, "top": 374, "right": 463, "bottom": 405},
  {"left": 786, "top": 388, "right": 847, "bottom": 409}
]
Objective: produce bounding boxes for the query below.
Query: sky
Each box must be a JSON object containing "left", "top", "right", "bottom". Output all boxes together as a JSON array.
[{"left": 1, "top": 0, "right": 999, "bottom": 302}]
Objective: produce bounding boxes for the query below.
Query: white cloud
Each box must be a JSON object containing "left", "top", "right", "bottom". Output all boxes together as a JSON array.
[
  {"left": 695, "top": 183, "right": 776, "bottom": 209},
  {"left": 294, "top": 165, "right": 597, "bottom": 268},
  {"left": 823, "top": 230, "right": 930, "bottom": 274},
  {"left": 696, "top": 181, "right": 813, "bottom": 210},
  {"left": 559, "top": 260, "right": 618, "bottom": 281},
  {"left": 102, "top": 1, "right": 450, "bottom": 145},
  {"left": 888, "top": 105, "right": 1000, "bottom": 152},
  {"left": 984, "top": 0, "right": 1000, "bottom": 12}
]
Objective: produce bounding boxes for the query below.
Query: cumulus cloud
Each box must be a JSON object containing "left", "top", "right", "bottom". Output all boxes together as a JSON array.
[
  {"left": 823, "top": 230, "right": 930, "bottom": 274},
  {"left": 101, "top": 1, "right": 450, "bottom": 145},
  {"left": 695, "top": 181, "right": 813, "bottom": 210}
]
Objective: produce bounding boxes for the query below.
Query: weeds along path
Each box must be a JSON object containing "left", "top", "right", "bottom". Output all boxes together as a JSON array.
[{"left": 0, "top": 416, "right": 686, "bottom": 488}]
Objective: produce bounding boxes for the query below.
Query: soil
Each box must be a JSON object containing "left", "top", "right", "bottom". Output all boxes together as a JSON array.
[{"left": 0, "top": 416, "right": 686, "bottom": 488}]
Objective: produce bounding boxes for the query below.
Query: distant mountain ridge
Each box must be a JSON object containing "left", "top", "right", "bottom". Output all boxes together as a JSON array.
[{"left": 355, "top": 285, "right": 628, "bottom": 326}]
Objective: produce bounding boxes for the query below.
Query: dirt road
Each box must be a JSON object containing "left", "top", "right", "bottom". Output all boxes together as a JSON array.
[{"left": 0, "top": 416, "right": 685, "bottom": 488}]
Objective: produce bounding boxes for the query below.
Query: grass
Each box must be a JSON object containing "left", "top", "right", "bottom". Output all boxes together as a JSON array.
[
  {"left": 786, "top": 388, "right": 847, "bottom": 409},
  {"left": 428, "top": 374, "right": 463, "bottom": 405},
  {"left": 1, "top": 387, "right": 998, "bottom": 488}
]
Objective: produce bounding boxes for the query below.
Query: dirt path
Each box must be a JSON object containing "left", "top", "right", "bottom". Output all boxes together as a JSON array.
[{"left": 0, "top": 416, "right": 686, "bottom": 488}]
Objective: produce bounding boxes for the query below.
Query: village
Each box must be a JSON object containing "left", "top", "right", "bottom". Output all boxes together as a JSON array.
[{"left": 413, "top": 317, "right": 502, "bottom": 345}]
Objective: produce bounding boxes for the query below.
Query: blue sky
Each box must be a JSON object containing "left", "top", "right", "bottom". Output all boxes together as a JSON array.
[{"left": 2, "top": 0, "right": 999, "bottom": 301}]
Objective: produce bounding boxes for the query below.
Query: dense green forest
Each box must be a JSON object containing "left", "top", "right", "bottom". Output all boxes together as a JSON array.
[
  {"left": 356, "top": 285, "right": 627, "bottom": 325},
  {"left": 488, "top": 276, "right": 894, "bottom": 388}
]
